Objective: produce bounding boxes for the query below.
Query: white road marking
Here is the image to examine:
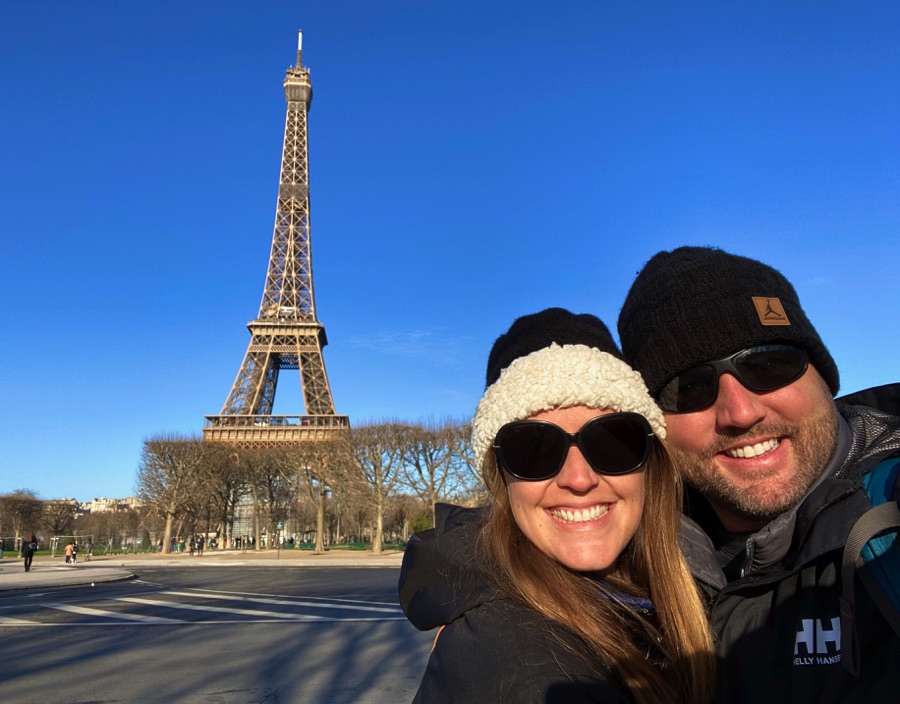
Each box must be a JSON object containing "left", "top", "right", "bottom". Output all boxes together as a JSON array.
[
  {"left": 45, "top": 603, "right": 182, "bottom": 623},
  {"left": 0, "top": 588, "right": 409, "bottom": 627},
  {"left": 158, "top": 590, "right": 404, "bottom": 614},
  {"left": 115, "top": 596, "right": 328, "bottom": 620},
  {"left": 0, "top": 615, "right": 37, "bottom": 625}
]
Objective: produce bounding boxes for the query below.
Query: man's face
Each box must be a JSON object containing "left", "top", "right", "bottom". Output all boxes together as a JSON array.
[{"left": 664, "top": 363, "right": 838, "bottom": 532}]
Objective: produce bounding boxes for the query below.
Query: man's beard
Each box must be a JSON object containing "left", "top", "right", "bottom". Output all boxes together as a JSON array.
[{"left": 670, "top": 402, "right": 839, "bottom": 526}]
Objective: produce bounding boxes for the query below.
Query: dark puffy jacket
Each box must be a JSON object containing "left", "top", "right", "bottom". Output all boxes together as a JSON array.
[
  {"left": 692, "top": 389, "right": 900, "bottom": 703},
  {"left": 399, "top": 504, "right": 634, "bottom": 703}
]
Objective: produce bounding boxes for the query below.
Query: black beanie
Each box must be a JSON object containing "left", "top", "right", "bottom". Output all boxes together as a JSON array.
[
  {"left": 485, "top": 307, "right": 624, "bottom": 387},
  {"left": 617, "top": 246, "right": 840, "bottom": 398}
]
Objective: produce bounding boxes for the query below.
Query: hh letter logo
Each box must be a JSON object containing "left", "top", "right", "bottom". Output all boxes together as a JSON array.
[{"left": 794, "top": 618, "right": 842, "bottom": 666}]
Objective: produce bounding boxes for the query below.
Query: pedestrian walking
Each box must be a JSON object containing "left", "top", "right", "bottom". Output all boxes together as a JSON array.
[{"left": 23, "top": 533, "right": 37, "bottom": 572}]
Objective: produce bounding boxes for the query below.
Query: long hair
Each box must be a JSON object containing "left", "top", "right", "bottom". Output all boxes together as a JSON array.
[{"left": 478, "top": 439, "right": 716, "bottom": 704}]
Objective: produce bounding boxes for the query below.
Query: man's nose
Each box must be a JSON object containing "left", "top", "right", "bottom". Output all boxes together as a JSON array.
[{"left": 714, "top": 372, "right": 767, "bottom": 430}]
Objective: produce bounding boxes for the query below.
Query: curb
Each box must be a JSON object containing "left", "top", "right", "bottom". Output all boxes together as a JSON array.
[{"left": 0, "top": 551, "right": 404, "bottom": 592}]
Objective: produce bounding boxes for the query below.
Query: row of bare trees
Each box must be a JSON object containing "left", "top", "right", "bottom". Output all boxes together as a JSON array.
[
  {"left": 134, "top": 419, "right": 483, "bottom": 554},
  {"left": 0, "top": 491, "right": 142, "bottom": 552}
]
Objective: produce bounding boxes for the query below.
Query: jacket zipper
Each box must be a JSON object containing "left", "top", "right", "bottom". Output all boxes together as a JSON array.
[{"left": 739, "top": 536, "right": 756, "bottom": 578}]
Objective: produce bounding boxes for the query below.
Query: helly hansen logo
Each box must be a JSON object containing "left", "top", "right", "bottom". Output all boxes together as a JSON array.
[{"left": 794, "top": 618, "right": 842, "bottom": 666}]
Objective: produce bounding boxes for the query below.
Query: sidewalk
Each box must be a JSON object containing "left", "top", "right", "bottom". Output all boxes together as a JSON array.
[{"left": 0, "top": 548, "right": 404, "bottom": 593}]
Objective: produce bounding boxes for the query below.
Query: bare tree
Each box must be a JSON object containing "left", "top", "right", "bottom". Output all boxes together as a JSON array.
[
  {"left": 0, "top": 489, "right": 44, "bottom": 547},
  {"left": 234, "top": 448, "right": 294, "bottom": 550},
  {"left": 328, "top": 468, "right": 372, "bottom": 545},
  {"left": 446, "top": 420, "right": 487, "bottom": 505},
  {"left": 204, "top": 445, "right": 247, "bottom": 548},
  {"left": 401, "top": 419, "right": 467, "bottom": 526},
  {"left": 351, "top": 421, "right": 408, "bottom": 554},
  {"left": 136, "top": 434, "right": 211, "bottom": 554},
  {"left": 272, "top": 436, "right": 356, "bottom": 553},
  {"left": 42, "top": 500, "right": 75, "bottom": 537},
  {"left": 387, "top": 493, "right": 425, "bottom": 542}
]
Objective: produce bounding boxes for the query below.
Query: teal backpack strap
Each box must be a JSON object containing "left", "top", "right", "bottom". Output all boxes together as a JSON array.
[
  {"left": 840, "top": 457, "right": 900, "bottom": 675},
  {"left": 860, "top": 458, "right": 900, "bottom": 612}
]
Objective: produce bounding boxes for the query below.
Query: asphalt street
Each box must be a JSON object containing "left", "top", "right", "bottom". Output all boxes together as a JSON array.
[{"left": 0, "top": 556, "right": 433, "bottom": 703}]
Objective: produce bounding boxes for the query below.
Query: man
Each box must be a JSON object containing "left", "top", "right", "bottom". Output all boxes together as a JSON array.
[{"left": 617, "top": 245, "right": 900, "bottom": 703}]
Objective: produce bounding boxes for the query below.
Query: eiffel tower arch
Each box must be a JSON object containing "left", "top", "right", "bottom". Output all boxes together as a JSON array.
[{"left": 204, "top": 31, "right": 349, "bottom": 447}]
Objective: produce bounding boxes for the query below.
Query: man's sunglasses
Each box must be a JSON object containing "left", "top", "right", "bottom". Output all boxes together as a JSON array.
[
  {"left": 656, "top": 344, "right": 809, "bottom": 414},
  {"left": 492, "top": 412, "right": 654, "bottom": 482}
]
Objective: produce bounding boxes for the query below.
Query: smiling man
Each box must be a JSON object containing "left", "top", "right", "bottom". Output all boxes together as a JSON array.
[{"left": 618, "top": 246, "right": 900, "bottom": 703}]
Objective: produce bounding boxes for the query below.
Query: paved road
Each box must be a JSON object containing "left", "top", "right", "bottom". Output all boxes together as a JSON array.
[{"left": 0, "top": 565, "right": 433, "bottom": 703}]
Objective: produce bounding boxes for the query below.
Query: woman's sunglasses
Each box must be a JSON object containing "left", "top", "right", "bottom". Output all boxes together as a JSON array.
[
  {"left": 492, "top": 412, "right": 654, "bottom": 482},
  {"left": 656, "top": 344, "right": 809, "bottom": 414}
]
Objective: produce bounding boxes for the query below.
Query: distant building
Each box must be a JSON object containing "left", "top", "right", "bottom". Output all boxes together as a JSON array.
[
  {"left": 81, "top": 496, "right": 142, "bottom": 514},
  {"left": 47, "top": 497, "right": 82, "bottom": 516}
]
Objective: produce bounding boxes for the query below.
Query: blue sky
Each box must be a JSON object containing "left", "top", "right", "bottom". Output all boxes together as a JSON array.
[{"left": 2, "top": 2, "right": 898, "bottom": 502}]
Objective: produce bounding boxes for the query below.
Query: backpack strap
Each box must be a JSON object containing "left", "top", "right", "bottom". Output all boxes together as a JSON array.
[{"left": 840, "top": 457, "right": 900, "bottom": 675}]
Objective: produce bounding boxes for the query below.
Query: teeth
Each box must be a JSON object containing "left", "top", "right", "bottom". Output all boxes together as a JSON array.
[
  {"left": 726, "top": 438, "right": 780, "bottom": 458},
  {"left": 550, "top": 505, "right": 609, "bottom": 524}
]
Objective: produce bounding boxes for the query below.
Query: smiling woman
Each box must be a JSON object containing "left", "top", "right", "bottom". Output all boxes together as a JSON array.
[{"left": 400, "top": 308, "right": 716, "bottom": 704}]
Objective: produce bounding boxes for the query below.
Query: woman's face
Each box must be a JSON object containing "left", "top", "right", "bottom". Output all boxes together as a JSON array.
[{"left": 504, "top": 405, "right": 646, "bottom": 574}]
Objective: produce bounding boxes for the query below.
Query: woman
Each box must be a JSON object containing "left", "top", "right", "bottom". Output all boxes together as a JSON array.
[{"left": 400, "top": 308, "right": 715, "bottom": 703}]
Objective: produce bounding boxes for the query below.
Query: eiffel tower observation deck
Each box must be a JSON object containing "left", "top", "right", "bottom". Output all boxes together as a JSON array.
[{"left": 204, "top": 31, "right": 349, "bottom": 446}]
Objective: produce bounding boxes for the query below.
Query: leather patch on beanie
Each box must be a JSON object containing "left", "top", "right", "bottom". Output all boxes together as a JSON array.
[
  {"left": 618, "top": 247, "right": 840, "bottom": 396},
  {"left": 752, "top": 296, "right": 791, "bottom": 326}
]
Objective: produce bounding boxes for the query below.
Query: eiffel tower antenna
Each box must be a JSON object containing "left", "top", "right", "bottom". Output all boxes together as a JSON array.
[{"left": 204, "top": 30, "right": 349, "bottom": 445}]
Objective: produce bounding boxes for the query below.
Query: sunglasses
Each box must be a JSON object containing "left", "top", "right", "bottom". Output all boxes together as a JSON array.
[
  {"left": 656, "top": 344, "right": 809, "bottom": 414},
  {"left": 492, "top": 412, "right": 654, "bottom": 481}
]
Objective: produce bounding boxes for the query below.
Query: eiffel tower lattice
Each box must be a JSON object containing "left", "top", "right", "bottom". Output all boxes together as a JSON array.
[{"left": 204, "top": 31, "right": 348, "bottom": 446}]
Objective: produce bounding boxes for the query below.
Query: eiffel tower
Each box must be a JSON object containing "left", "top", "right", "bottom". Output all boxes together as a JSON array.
[{"left": 204, "top": 31, "right": 348, "bottom": 446}]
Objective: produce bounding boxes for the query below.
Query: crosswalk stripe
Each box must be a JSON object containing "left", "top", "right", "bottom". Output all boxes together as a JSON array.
[
  {"left": 114, "top": 596, "right": 328, "bottom": 620},
  {"left": 0, "top": 615, "right": 36, "bottom": 625},
  {"left": 158, "top": 590, "right": 403, "bottom": 614},
  {"left": 46, "top": 603, "right": 182, "bottom": 623}
]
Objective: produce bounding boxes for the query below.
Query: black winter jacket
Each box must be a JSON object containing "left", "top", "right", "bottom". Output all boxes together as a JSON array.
[
  {"left": 687, "top": 394, "right": 900, "bottom": 703},
  {"left": 399, "top": 505, "right": 634, "bottom": 703},
  {"left": 399, "top": 392, "right": 900, "bottom": 703}
]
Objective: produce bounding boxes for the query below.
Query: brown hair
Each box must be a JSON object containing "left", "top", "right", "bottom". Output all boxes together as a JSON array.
[{"left": 479, "top": 439, "right": 716, "bottom": 704}]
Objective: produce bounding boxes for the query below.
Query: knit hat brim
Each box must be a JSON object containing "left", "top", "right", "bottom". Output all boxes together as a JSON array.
[{"left": 472, "top": 343, "right": 666, "bottom": 473}]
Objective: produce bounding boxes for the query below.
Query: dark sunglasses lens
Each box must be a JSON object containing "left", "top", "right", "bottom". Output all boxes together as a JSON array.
[
  {"left": 657, "top": 364, "right": 717, "bottom": 413},
  {"left": 497, "top": 423, "right": 567, "bottom": 480},
  {"left": 580, "top": 415, "right": 651, "bottom": 474},
  {"left": 735, "top": 346, "right": 808, "bottom": 391}
]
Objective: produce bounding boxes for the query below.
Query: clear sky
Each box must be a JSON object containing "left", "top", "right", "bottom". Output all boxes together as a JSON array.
[{"left": 2, "top": 2, "right": 898, "bottom": 502}]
